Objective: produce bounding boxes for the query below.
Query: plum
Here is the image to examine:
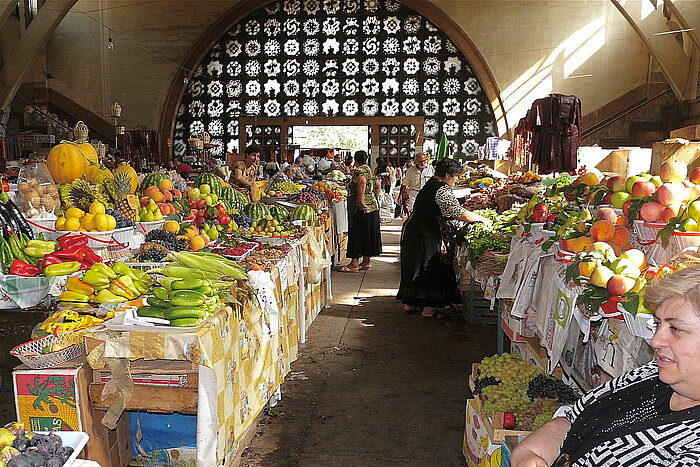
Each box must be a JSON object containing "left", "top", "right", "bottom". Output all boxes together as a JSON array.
[
  {"left": 10, "top": 435, "right": 28, "bottom": 453},
  {"left": 45, "top": 456, "right": 64, "bottom": 467}
]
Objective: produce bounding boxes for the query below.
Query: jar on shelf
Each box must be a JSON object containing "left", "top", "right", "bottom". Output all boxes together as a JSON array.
[{"left": 15, "top": 161, "right": 59, "bottom": 218}]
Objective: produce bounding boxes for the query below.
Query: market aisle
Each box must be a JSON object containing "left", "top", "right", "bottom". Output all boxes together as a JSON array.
[{"left": 241, "top": 220, "right": 496, "bottom": 466}]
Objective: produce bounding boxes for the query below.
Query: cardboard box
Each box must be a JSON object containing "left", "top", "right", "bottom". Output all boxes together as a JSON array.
[
  {"left": 501, "top": 313, "right": 528, "bottom": 343},
  {"left": 651, "top": 139, "right": 700, "bottom": 173},
  {"left": 577, "top": 146, "right": 651, "bottom": 177},
  {"left": 463, "top": 399, "right": 502, "bottom": 467}
]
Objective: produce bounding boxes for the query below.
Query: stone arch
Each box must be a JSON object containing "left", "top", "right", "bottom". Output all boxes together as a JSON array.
[{"left": 161, "top": 0, "right": 507, "bottom": 159}]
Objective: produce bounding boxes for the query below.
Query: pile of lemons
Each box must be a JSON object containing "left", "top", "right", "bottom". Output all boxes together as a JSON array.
[{"left": 55, "top": 201, "right": 117, "bottom": 232}]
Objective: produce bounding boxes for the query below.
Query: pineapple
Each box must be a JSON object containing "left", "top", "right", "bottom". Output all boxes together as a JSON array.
[{"left": 106, "top": 172, "right": 138, "bottom": 222}]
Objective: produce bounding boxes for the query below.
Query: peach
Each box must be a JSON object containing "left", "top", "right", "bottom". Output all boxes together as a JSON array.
[
  {"left": 163, "top": 220, "right": 179, "bottom": 234},
  {"left": 659, "top": 160, "right": 687, "bottom": 184},
  {"left": 612, "top": 225, "right": 630, "bottom": 246},
  {"left": 140, "top": 196, "right": 150, "bottom": 207},
  {"left": 606, "top": 176, "right": 627, "bottom": 192},
  {"left": 690, "top": 167, "right": 700, "bottom": 184},
  {"left": 577, "top": 221, "right": 589, "bottom": 233},
  {"left": 157, "top": 203, "right": 170, "bottom": 215},
  {"left": 640, "top": 201, "right": 665, "bottom": 223},
  {"left": 601, "top": 192, "right": 613, "bottom": 204},
  {"left": 591, "top": 220, "right": 616, "bottom": 242},
  {"left": 579, "top": 260, "right": 599, "bottom": 278},
  {"left": 575, "top": 236, "right": 593, "bottom": 253},
  {"left": 631, "top": 181, "right": 656, "bottom": 198},
  {"left": 172, "top": 189, "right": 182, "bottom": 199},
  {"left": 150, "top": 191, "right": 164, "bottom": 203},
  {"left": 577, "top": 172, "right": 599, "bottom": 186},
  {"left": 144, "top": 186, "right": 161, "bottom": 198},
  {"left": 595, "top": 207, "right": 618, "bottom": 224},
  {"left": 158, "top": 179, "right": 174, "bottom": 191},
  {"left": 620, "top": 249, "right": 647, "bottom": 269},
  {"left": 616, "top": 215, "right": 629, "bottom": 227},
  {"left": 190, "top": 235, "right": 206, "bottom": 251},
  {"left": 162, "top": 191, "right": 173, "bottom": 202},
  {"left": 660, "top": 204, "right": 681, "bottom": 223},
  {"left": 607, "top": 274, "right": 637, "bottom": 296}
]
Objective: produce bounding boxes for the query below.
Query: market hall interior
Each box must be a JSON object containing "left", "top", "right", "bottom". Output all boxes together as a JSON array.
[{"left": 240, "top": 220, "right": 496, "bottom": 466}]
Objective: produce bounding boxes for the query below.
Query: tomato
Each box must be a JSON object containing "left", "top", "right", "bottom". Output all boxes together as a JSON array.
[
  {"left": 503, "top": 412, "right": 516, "bottom": 429},
  {"left": 216, "top": 204, "right": 226, "bottom": 216},
  {"left": 187, "top": 199, "right": 197, "bottom": 208},
  {"left": 2, "top": 181, "right": 9, "bottom": 192},
  {"left": 196, "top": 198, "right": 207, "bottom": 209},
  {"left": 194, "top": 216, "right": 205, "bottom": 227},
  {"left": 218, "top": 214, "right": 231, "bottom": 225}
]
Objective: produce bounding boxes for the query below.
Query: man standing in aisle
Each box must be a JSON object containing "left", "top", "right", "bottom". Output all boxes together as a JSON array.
[{"left": 399, "top": 153, "right": 434, "bottom": 214}]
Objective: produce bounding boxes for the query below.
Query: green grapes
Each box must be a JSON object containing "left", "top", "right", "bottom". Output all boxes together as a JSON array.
[{"left": 477, "top": 353, "right": 544, "bottom": 382}]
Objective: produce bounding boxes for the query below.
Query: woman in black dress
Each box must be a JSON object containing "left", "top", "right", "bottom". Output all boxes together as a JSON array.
[{"left": 396, "top": 158, "right": 490, "bottom": 319}]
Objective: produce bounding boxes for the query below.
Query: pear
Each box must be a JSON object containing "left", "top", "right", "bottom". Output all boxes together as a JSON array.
[{"left": 0, "top": 429, "right": 15, "bottom": 450}]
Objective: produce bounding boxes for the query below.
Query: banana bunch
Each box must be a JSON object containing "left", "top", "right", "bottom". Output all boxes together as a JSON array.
[{"left": 33, "top": 309, "right": 113, "bottom": 338}]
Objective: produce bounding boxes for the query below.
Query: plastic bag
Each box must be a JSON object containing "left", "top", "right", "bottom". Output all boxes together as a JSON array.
[
  {"left": 306, "top": 232, "right": 330, "bottom": 284},
  {"left": 16, "top": 161, "right": 59, "bottom": 219}
]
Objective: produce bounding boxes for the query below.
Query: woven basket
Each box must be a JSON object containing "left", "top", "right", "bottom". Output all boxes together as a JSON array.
[{"left": 11, "top": 332, "right": 86, "bottom": 369}]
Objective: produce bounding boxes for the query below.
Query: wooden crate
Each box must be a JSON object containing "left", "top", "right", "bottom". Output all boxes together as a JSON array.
[
  {"left": 89, "top": 359, "right": 198, "bottom": 414},
  {"left": 651, "top": 139, "right": 700, "bottom": 173}
]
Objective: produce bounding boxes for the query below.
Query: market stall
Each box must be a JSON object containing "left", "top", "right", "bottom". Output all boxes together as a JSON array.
[
  {"left": 457, "top": 159, "right": 700, "bottom": 466},
  {"left": 0, "top": 127, "right": 345, "bottom": 466}
]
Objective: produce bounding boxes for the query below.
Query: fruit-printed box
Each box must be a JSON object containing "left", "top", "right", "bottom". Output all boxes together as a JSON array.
[
  {"left": 464, "top": 399, "right": 502, "bottom": 467},
  {"left": 13, "top": 366, "right": 83, "bottom": 431}
]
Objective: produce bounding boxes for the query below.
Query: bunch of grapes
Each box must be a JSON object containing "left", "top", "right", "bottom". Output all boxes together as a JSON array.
[
  {"left": 527, "top": 374, "right": 577, "bottom": 403},
  {"left": 478, "top": 353, "right": 543, "bottom": 383},
  {"left": 232, "top": 213, "right": 254, "bottom": 229},
  {"left": 145, "top": 229, "right": 187, "bottom": 251},
  {"left": 472, "top": 376, "right": 500, "bottom": 395},
  {"left": 106, "top": 208, "right": 133, "bottom": 229},
  {"left": 481, "top": 382, "right": 532, "bottom": 422},
  {"left": 302, "top": 186, "right": 325, "bottom": 198},
  {"left": 515, "top": 397, "right": 561, "bottom": 431}
]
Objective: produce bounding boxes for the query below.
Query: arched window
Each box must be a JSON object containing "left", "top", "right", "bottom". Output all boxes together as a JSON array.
[{"left": 174, "top": 0, "right": 496, "bottom": 159}]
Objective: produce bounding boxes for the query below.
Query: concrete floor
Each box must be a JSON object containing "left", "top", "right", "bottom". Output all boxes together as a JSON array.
[{"left": 241, "top": 221, "right": 497, "bottom": 467}]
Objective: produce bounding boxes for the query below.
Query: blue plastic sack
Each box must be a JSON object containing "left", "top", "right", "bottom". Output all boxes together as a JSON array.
[{"left": 129, "top": 412, "right": 196, "bottom": 455}]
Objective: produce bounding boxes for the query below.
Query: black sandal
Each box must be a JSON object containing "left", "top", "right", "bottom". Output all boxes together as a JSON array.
[
  {"left": 423, "top": 310, "right": 450, "bottom": 320},
  {"left": 403, "top": 306, "right": 422, "bottom": 314}
]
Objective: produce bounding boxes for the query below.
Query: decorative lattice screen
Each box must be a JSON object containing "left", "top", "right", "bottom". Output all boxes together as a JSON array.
[{"left": 174, "top": 0, "right": 496, "bottom": 159}]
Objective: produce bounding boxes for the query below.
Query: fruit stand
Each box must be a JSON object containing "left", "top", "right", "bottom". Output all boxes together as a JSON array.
[
  {"left": 0, "top": 128, "right": 343, "bottom": 466},
  {"left": 457, "top": 158, "right": 700, "bottom": 466}
]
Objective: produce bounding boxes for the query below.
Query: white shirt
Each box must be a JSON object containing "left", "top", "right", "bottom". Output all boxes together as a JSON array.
[{"left": 401, "top": 165, "right": 435, "bottom": 192}]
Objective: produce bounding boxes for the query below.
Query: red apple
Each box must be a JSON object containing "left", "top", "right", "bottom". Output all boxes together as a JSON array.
[
  {"left": 601, "top": 192, "right": 613, "bottom": 204},
  {"left": 623, "top": 200, "right": 634, "bottom": 217},
  {"left": 640, "top": 201, "right": 665, "bottom": 222},
  {"left": 657, "top": 183, "right": 687, "bottom": 206},
  {"left": 503, "top": 412, "right": 516, "bottom": 430},
  {"left": 532, "top": 204, "right": 549, "bottom": 223},
  {"left": 595, "top": 207, "right": 618, "bottom": 223},
  {"left": 631, "top": 181, "right": 656, "bottom": 198},
  {"left": 607, "top": 274, "right": 637, "bottom": 296},
  {"left": 606, "top": 175, "right": 626, "bottom": 192},
  {"left": 690, "top": 167, "right": 700, "bottom": 184}
]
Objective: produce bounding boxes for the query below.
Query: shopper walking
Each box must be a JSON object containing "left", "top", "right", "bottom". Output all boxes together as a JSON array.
[
  {"left": 339, "top": 150, "right": 382, "bottom": 272},
  {"left": 399, "top": 153, "right": 434, "bottom": 214},
  {"left": 396, "top": 158, "right": 490, "bottom": 319},
  {"left": 512, "top": 265, "right": 700, "bottom": 466}
]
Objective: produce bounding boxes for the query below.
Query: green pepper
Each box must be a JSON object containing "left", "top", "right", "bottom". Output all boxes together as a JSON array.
[
  {"left": 43, "top": 261, "right": 81, "bottom": 277},
  {"left": 109, "top": 279, "right": 137, "bottom": 299},
  {"left": 117, "top": 275, "right": 142, "bottom": 297},
  {"left": 82, "top": 268, "right": 111, "bottom": 288},
  {"left": 91, "top": 263, "right": 117, "bottom": 280},
  {"left": 96, "top": 288, "right": 127, "bottom": 303},
  {"left": 23, "top": 239, "right": 56, "bottom": 258}
]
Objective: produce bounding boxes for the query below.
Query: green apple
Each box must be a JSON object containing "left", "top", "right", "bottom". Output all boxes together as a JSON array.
[
  {"left": 188, "top": 187, "right": 201, "bottom": 200},
  {"left": 209, "top": 193, "right": 218, "bottom": 203},
  {"left": 204, "top": 194, "right": 213, "bottom": 205},
  {"left": 638, "top": 173, "right": 653, "bottom": 181},
  {"left": 650, "top": 175, "right": 663, "bottom": 187},
  {"left": 684, "top": 218, "right": 700, "bottom": 232},
  {"left": 689, "top": 200, "right": 700, "bottom": 222},
  {"left": 199, "top": 184, "right": 211, "bottom": 195},
  {"left": 611, "top": 191, "right": 632, "bottom": 209}
]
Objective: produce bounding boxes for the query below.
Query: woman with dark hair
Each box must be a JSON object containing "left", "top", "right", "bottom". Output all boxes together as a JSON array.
[
  {"left": 396, "top": 158, "right": 490, "bottom": 319},
  {"left": 339, "top": 150, "right": 382, "bottom": 272}
]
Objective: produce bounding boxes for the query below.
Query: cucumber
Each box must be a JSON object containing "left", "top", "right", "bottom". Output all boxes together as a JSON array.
[
  {"left": 192, "top": 285, "right": 213, "bottom": 295},
  {"left": 171, "top": 279, "right": 205, "bottom": 290},
  {"left": 164, "top": 306, "right": 206, "bottom": 320},
  {"left": 169, "top": 318, "right": 202, "bottom": 327},
  {"left": 137, "top": 306, "right": 165, "bottom": 319},
  {"left": 152, "top": 287, "right": 170, "bottom": 300},
  {"left": 171, "top": 295, "right": 204, "bottom": 307},
  {"left": 169, "top": 289, "right": 206, "bottom": 300},
  {"left": 146, "top": 296, "right": 169, "bottom": 308}
]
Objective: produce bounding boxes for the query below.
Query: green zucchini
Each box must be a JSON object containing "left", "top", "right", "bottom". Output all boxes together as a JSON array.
[
  {"left": 164, "top": 306, "right": 206, "bottom": 320},
  {"left": 171, "top": 279, "right": 205, "bottom": 290},
  {"left": 146, "top": 296, "right": 169, "bottom": 308},
  {"left": 137, "top": 306, "right": 165, "bottom": 319},
  {"left": 169, "top": 318, "right": 202, "bottom": 327}
]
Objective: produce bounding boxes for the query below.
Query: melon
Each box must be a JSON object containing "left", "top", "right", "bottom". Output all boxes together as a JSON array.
[
  {"left": 243, "top": 202, "right": 271, "bottom": 219},
  {"left": 291, "top": 205, "right": 316, "bottom": 222}
]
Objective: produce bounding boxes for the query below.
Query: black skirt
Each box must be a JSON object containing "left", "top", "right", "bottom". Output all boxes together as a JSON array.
[
  {"left": 346, "top": 209, "right": 382, "bottom": 259},
  {"left": 396, "top": 217, "right": 463, "bottom": 308}
]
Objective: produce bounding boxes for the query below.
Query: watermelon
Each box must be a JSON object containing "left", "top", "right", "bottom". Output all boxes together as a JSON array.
[
  {"left": 221, "top": 186, "right": 249, "bottom": 211},
  {"left": 291, "top": 205, "right": 316, "bottom": 223},
  {"left": 141, "top": 173, "right": 168, "bottom": 193},
  {"left": 243, "top": 202, "right": 271, "bottom": 219},
  {"left": 195, "top": 173, "right": 222, "bottom": 197},
  {"left": 269, "top": 205, "right": 290, "bottom": 222}
]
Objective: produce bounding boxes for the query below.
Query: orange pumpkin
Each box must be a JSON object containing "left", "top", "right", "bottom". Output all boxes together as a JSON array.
[{"left": 46, "top": 142, "right": 85, "bottom": 184}]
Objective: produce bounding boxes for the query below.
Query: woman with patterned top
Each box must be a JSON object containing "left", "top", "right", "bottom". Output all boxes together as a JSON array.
[
  {"left": 512, "top": 266, "right": 700, "bottom": 467},
  {"left": 396, "top": 158, "right": 490, "bottom": 319},
  {"left": 232, "top": 144, "right": 261, "bottom": 197},
  {"left": 339, "top": 150, "right": 382, "bottom": 272}
]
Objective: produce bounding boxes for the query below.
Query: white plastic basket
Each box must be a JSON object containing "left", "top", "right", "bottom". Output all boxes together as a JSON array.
[
  {"left": 10, "top": 332, "right": 86, "bottom": 369},
  {"left": 37, "top": 431, "right": 89, "bottom": 467},
  {"left": 112, "top": 226, "right": 135, "bottom": 247},
  {"left": 620, "top": 305, "right": 654, "bottom": 339},
  {"left": 672, "top": 230, "right": 700, "bottom": 252},
  {"left": 137, "top": 220, "right": 165, "bottom": 234},
  {"left": 26, "top": 217, "right": 58, "bottom": 235},
  {"left": 56, "top": 230, "right": 116, "bottom": 250}
]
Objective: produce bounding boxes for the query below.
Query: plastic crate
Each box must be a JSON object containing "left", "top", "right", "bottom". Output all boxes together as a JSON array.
[{"left": 10, "top": 332, "right": 85, "bottom": 369}]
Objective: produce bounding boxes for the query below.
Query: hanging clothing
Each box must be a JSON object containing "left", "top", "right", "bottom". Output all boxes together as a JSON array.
[
  {"left": 396, "top": 177, "right": 464, "bottom": 308},
  {"left": 527, "top": 93, "right": 581, "bottom": 173}
]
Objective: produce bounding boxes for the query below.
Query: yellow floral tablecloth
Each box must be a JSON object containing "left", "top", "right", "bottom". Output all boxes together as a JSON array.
[{"left": 87, "top": 261, "right": 301, "bottom": 466}]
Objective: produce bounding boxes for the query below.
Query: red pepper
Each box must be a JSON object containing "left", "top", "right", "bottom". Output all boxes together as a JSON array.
[
  {"left": 10, "top": 259, "right": 40, "bottom": 276},
  {"left": 57, "top": 234, "right": 89, "bottom": 250},
  {"left": 78, "top": 246, "right": 103, "bottom": 265},
  {"left": 41, "top": 251, "right": 82, "bottom": 268},
  {"left": 80, "top": 261, "right": 92, "bottom": 270},
  {"left": 52, "top": 250, "right": 85, "bottom": 261}
]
